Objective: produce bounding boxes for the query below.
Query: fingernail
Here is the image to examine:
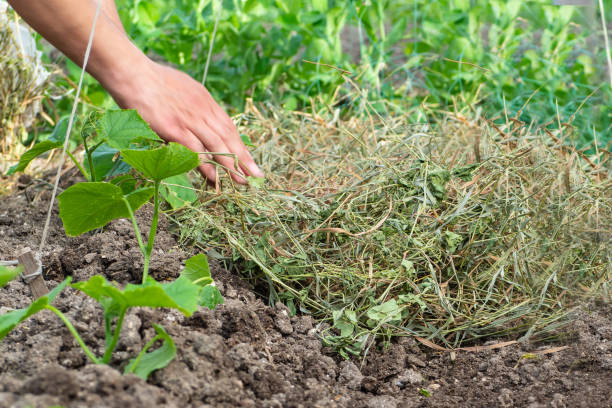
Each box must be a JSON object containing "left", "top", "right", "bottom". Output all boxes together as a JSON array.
[{"left": 248, "top": 162, "right": 264, "bottom": 178}]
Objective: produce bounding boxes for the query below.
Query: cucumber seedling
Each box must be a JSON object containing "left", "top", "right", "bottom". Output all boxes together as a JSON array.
[
  {"left": 51, "top": 110, "right": 200, "bottom": 282},
  {"left": 57, "top": 140, "right": 199, "bottom": 282},
  {"left": 8, "top": 110, "right": 198, "bottom": 210},
  {"left": 1, "top": 109, "right": 223, "bottom": 379},
  {"left": 0, "top": 258, "right": 220, "bottom": 379}
]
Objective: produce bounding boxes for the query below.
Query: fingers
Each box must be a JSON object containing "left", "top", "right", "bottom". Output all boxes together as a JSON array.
[
  {"left": 202, "top": 107, "right": 264, "bottom": 178},
  {"left": 173, "top": 131, "right": 218, "bottom": 183},
  {"left": 189, "top": 121, "right": 250, "bottom": 185},
  {"left": 136, "top": 65, "right": 264, "bottom": 186}
]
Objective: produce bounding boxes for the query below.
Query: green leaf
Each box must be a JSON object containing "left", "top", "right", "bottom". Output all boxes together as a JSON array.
[
  {"left": 334, "top": 320, "right": 354, "bottom": 337},
  {"left": 109, "top": 174, "right": 137, "bottom": 195},
  {"left": 124, "top": 324, "right": 176, "bottom": 380},
  {"left": 398, "top": 294, "right": 427, "bottom": 312},
  {"left": 97, "top": 110, "right": 161, "bottom": 150},
  {"left": 444, "top": 231, "right": 463, "bottom": 253},
  {"left": 0, "top": 278, "right": 70, "bottom": 339},
  {"left": 452, "top": 164, "right": 478, "bottom": 181},
  {"left": 125, "top": 187, "right": 156, "bottom": 212},
  {"left": 48, "top": 116, "right": 70, "bottom": 144},
  {"left": 401, "top": 260, "right": 416, "bottom": 277},
  {"left": 240, "top": 134, "right": 255, "bottom": 148},
  {"left": 181, "top": 254, "right": 212, "bottom": 286},
  {"left": 58, "top": 183, "right": 154, "bottom": 236},
  {"left": 365, "top": 299, "right": 402, "bottom": 326},
  {"left": 72, "top": 275, "right": 200, "bottom": 317},
  {"left": 7, "top": 141, "right": 62, "bottom": 175},
  {"left": 247, "top": 176, "right": 265, "bottom": 188},
  {"left": 0, "top": 265, "right": 22, "bottom": 287},
  {"left": 84, "top": 143, "right": 131, "bottom": 181},
  {"left": 161, "top": 174, "right": 197, "bottom": 209},
  {"left": 331, "top": 309, "right": 358, "bottom": 340},
  {"left": 427, "top": 170, "right": 451, "bottom": 201},
  {"left": 312, "top": 0, "right": 328, "bottom": 12},
  {"left": 199, "top": 285, "right": 224, "bottom": 310},
  {"left": 121, "top": 143, "right": 200, "bottom": 181}
]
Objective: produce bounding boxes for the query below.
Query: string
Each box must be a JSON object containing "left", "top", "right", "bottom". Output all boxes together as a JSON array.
[{"left": 38, "top": 0, "right": 103, "bottom": 258}]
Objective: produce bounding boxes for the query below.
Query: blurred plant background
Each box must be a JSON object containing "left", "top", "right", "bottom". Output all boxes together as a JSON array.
[{"left": 33, "top": 0, "right": 612, "bottom": 149}]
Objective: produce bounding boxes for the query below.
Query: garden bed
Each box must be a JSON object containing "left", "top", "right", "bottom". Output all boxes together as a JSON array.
[{"left": 1, "top": 177, "right": 611, "bottom": 408}]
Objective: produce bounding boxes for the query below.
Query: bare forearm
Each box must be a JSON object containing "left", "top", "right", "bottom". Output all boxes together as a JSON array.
[
  {"left": 101, "top": 0, "right": 126, "bottom": 34},
  {"left": 8, "top": 0, "right": 264, "bottom": 183},
  {"left": 8, "top": 0, "right": 143, "bottom": 95}
]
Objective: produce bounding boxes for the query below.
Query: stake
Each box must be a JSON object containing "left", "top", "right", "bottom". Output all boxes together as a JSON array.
[{"left": 18, "top": 248, "right": 48, "bottom": 299}]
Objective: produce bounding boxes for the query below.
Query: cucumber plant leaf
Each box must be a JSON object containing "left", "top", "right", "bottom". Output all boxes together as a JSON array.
[
  {"left": 124, "top": 324, "right": 176, "bottom": 380},
  {"left": 72, "top": 275, "right": 200, "bottom": 317},
  {"left": 47, "top": 116, "right": 71, "bottom": 144},
  {"left": 6, "top": 116, "right": 70, "bottom": 175},
  {"left": 97, "top": 109, "right": 161, "bottom": 150},
  {"left": 199, "top": 285, "right": 224, "bottom": 310},
  {"left": 109, "top": 174, "right": 138, "bottom": 195},
  {"left": 0, "top": 265, "right": 22, "bottom": 287},
  {"left": 7, "top": 141, "right": 62, "bottom": 175},
  {"left": 180, "top": 254, "right": 224, "bottom": 309},
  {"left": 161, "top": 174, "right": 197, "bottom": 209},
  {"left": 0, "top": 278, "right": 71, "bottom": 339},
  {"left": 181, "top": 254, "right": 212, "bottom": 286},
  {"left": 84, "top": 143, "right": 131, "bottom": 181},
  {"left": 121, "top": 142, "right": 200, "bottom": 182},
  {"left": 58, "top": 182, "right": 154, "bottom": 236}
]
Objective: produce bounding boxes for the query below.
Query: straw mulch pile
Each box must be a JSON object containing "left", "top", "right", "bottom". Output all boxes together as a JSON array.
[
  {"left": 0, "top": 2, "right": 53, "bottom": 173},
  {"left": 178, "top": 102, "right": 611, "bottom": 352}
]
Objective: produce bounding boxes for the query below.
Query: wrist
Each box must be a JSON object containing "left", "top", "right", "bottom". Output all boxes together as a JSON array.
[{"left": 90, "top": 40, "right": 153, "bottom": 103}]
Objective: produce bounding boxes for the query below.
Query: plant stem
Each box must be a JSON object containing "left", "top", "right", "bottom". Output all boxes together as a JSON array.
[
  {"left": 125, "top": 334, "right": 161, "bottom": 374},
  {"left": 45, "top": 305, "right": 99, "bottom": 364},
  {"left": 66, "top": 151, "right": 88, "bottom": 180},
  {"left": 122, "top": 197, "right": 147, "bottom": 259},
  {"left": 143, "top": 181, "right": 160, "bottom": 283},
  {"left": 102, "top": 308, "right": 126, "bottom": 364},
  {"left": 85, "top": 150, "right": 95, "bottom": 182},
  {"left": 81, "top": 134, "right": 95, "bottom": 182}
]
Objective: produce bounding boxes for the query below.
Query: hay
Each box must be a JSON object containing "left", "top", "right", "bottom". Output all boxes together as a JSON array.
[
  {"left": 178, "top": 101, "right": 611, "bottom": 352},
  {"left": 0, "top": 2, "right": 52, "bottom": 172}
]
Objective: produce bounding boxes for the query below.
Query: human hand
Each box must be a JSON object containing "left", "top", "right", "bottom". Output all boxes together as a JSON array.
[
  {"left": 109, "top": 59, "right": 263, "bottom": 185},
  {"left": 8, "top": 0, "right": 261, "bottom": 184}
]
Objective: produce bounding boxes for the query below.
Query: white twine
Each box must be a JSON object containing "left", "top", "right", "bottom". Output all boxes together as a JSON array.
[{"left": 38, "top": 0, "right": 103, "bottom": 260}]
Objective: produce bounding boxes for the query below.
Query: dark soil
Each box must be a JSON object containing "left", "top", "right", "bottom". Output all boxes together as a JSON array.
[{"left": 1, "top": 176, "right": 611, "bottom": 408}]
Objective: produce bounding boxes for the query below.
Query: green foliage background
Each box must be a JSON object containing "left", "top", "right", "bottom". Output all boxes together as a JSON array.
[{"left": 43, "top": 0, "right": 612, "bottom": 148}]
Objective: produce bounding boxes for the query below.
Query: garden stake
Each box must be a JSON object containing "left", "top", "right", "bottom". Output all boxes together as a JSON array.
[{"left": 17, "top": 248, "right": 48, "bottom": 298}]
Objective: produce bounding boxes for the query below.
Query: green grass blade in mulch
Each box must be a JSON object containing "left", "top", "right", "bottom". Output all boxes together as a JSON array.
[{"left": 177, "top": 104, "right": 611, "bottom": 354}]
